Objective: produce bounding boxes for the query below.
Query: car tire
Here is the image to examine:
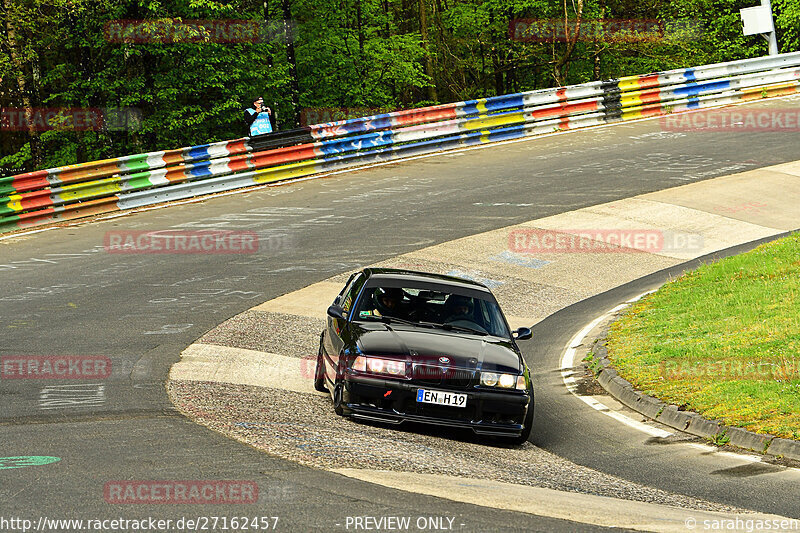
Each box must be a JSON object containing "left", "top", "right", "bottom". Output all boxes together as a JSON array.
[
  {"left": 332, "top": 381, "right": 345, "bottom": 416},
  {"left": 510, "top": 403, "right": 534, "bottom": 445},
  {"left": 314, "top": 346, "right": 328, "bottom": 393}
]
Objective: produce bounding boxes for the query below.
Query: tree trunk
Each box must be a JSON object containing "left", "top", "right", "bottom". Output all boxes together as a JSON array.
[
  {"left": 490, "top": 9, "right": 504, "bottom": 95},
  {"left": 418, "top": 0, "right": 438, "bottom": 102},
  {"left": 3, "top": 0, "right": 42, "bottom": 169},
  {"left": 382, "top": 0, "right": 390, "bottom": 38},
  {"left": 593, "top": 45, "right": 601, "bottom": 80},
  {"left": 552, "top": 0, "right": 584, "bottom": 86},
  {"left": 281, "top": 0, "right": 301, "bottom": 127},
  {"left": 480, "top": 41, "right": 487, "bottom": 94}
]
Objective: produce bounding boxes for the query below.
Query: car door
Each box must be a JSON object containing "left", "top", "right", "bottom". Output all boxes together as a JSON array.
[
  {"left": 322, "top": 273, "right": 355, "bottom": 359},
  {"left": 323, "top": 273, "right": 365, "bottom": 381}
]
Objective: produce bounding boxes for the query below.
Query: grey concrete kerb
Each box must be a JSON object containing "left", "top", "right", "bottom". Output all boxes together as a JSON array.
[{"left": 584, "top": 312, "right": 800, "bottom": 462}]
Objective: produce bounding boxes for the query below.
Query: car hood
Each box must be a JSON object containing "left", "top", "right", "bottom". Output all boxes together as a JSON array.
[{"left": 352, "top": 323, "right": 522, "bottom": 374}]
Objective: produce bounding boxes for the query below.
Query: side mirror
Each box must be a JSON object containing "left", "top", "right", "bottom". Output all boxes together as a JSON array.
[
  {"left": 333, "top": 295, "right": 342, "bottom": 305},
  {"left": 327, "top": 305, "right": 346, "bottom": 320},
  {"left": 513, "top": 327, "right": 532, "bottom": 341}
]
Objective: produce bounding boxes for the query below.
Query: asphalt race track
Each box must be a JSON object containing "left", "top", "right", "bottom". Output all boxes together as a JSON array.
[{"left": 2, "top": 99, "right": 800, "bottom": 530}]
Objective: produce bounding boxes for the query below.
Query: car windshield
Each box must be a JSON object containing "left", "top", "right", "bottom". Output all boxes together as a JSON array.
[{"left": 353, "top": 283, "right": 511, "bottom": 338}]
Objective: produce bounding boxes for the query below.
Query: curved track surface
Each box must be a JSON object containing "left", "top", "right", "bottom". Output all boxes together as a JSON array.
[{"left": 2, "top": 98, "right": 800, "bottom": 529}]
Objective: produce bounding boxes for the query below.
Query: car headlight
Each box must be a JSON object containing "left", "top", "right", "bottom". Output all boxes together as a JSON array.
[
  {"left": 354, "top": 356, "right": 406, "bottom": 377},
  {"left": 480, "top": 372, "right": 499, "bottom": 387},
  {"left": 367, "top": 357, "right": 385, "bottom": 373},
  {"left": 499, "top": 373, "right": 515, "bottom": 388},
  {"left": 385, "top": 360, "right": 406, "bottom": 375},
  {"left": 481, "top": 371, "right": 524, "bottom": 389},
  {"left": 353, "top": 356, "right": 366, "bottom": 372}
]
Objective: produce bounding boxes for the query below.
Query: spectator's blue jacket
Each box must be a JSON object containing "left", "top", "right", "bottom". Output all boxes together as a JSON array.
[{"left": 245, "top": 108, "right": 273, "bottom": 136}]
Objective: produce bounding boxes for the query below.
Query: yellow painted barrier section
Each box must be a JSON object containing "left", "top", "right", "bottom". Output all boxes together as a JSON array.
[
  {"left": 463, "top": 112, "right": 525, "bottom": 131},
  {"left": 621, "top": 102, "right": 663, "bottom": 120},
  {"left": 253, "top": 159, "right": 321, "bottom": 184},
  {"left": 621, "top": 107, "right": 644, "bottom": 120},
  {"left": 617, "top": 77, "right": 641, "bottom": 92},
  {"left": 6, "top": 195, "right": 23, "bottom": 212},
  {"left": 57, "top": 176, "right": 122, "bottom": 202},
  {"left": 621, "top": 91, "right": 648, "bottom": 107},
  {"left": 624, "top": 90, "right": 665, "bottom": 109},
  {"left": 621, "top": 101, "right": 666, "bottom": 121}
]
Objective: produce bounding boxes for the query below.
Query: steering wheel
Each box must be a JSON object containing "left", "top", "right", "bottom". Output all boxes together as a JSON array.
[{"left": 444, "top": 317, "right": 488, "bottom": 334}]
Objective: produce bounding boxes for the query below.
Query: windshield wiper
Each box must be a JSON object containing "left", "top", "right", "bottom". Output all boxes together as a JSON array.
[
  {"left": 380, "top": 316, "right": 418, "bottom": 326},
  {"left": 438, "top": 323, "right": 489, "bottom": 336},
  {"left": 360, "top": 315, "right": 488, "bottom": 335},
  {"left": 379, "top": 316, "right": 444, "bottom": 330},
  {"left": 357, "top": 315, "right": 384, "bottom": 322},
  {"left": 358, "top": 314, "right": 429, "bottom": 327}
]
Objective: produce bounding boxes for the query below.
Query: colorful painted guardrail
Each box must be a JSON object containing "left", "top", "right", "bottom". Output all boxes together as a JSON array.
[{"left": 3, "top": 51, "right": 800, "bottom": 232}]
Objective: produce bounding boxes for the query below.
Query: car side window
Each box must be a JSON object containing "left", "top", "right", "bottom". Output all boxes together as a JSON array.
[
  {"left": 340, "top": 274, "right": 365, "bottom": 315},
  {"left": 334, "top": 273, "right": 357, "bottom": 305}
]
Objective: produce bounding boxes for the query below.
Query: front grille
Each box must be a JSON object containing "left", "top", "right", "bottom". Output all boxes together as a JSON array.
[
  {"left": 412, "top": 364, "right": 474, "bottom": 389},
  {"left": 413, "top": 364, "right": 443, "bottom": 384},
  {"left": 407, "top": 402, "right": 475, "bottom": 422}
]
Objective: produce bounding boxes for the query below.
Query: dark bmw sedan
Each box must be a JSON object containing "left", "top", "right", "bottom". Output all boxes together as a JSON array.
[{"left": 315, "top": 268, "right": 534, "bottom": 444}]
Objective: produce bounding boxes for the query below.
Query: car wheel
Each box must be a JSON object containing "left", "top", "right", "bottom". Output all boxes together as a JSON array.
[
  {"left": 314, "top": 346, "right": 328, "bottom": 393},
  {"left": 332, "top": 380, "right": 345, "bottom": 416},
  {"left": 510, "top": 403, "right": 534, "bottom": 445}
]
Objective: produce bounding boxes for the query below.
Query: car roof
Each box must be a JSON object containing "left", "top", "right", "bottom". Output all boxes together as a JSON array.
[{"left": 362, "top": 267, "right": 492, "bottom": 293}]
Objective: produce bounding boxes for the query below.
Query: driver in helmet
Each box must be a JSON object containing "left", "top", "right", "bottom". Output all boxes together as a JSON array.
[
  {"left": 371, "top": 287, "right": 404, "bottom": 317},
  {"left": 444, "top": 295, "right": 473, "bottom": 322}
]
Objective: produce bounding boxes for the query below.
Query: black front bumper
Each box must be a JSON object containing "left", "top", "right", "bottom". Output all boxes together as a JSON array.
[{"left": 341, "top": 374, "right": 532, "bottom": 437}]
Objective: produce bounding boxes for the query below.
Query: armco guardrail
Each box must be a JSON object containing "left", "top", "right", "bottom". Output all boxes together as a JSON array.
[{"left": 3, "top": 52, "right": 800, "bottom": 233}]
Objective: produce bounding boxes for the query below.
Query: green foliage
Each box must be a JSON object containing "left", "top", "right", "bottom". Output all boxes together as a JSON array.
[
  {"left": 293, "top": 0, "right": 430, "bottom": 107},
  {"left": 707, "top": 431, "right": 731, "bottom": 447},
  {"left": 1, "top": 0, "right": 798, "bottom": 173}
]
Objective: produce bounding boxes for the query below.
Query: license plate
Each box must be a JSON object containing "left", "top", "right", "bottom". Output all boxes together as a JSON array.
[{"left": 416, "top": 389, "right": 467, "bottom": 408}]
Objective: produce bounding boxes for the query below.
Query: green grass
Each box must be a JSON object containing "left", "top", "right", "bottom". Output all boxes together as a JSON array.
[{"left": 606, "top": 232, "right": 800, "bottom": 440}]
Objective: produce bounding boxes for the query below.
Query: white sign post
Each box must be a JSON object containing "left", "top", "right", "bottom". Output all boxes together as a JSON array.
[{"left": 740, "top": 0, "right": 779, "bottom": 55}]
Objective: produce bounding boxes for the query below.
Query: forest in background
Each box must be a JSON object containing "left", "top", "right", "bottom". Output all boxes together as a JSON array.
[{"left": 2, "top": 0, "right": 799, "bottom": 174}]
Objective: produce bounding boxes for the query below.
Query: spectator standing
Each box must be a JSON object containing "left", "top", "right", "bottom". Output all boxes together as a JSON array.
[{"left": 244, "top": 96, "right": 274, "bottom": 136}]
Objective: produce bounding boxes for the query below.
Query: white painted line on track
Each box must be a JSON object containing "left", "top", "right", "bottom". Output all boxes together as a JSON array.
[
  {"left": 685, "top": 443, "right": 762, "bottom": 463},
  {"left": 0, "top": 226, "right": 57, "bottom": 241},
  {"left": 560, "top": 294, "right": 673, "bottom": 439}
]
